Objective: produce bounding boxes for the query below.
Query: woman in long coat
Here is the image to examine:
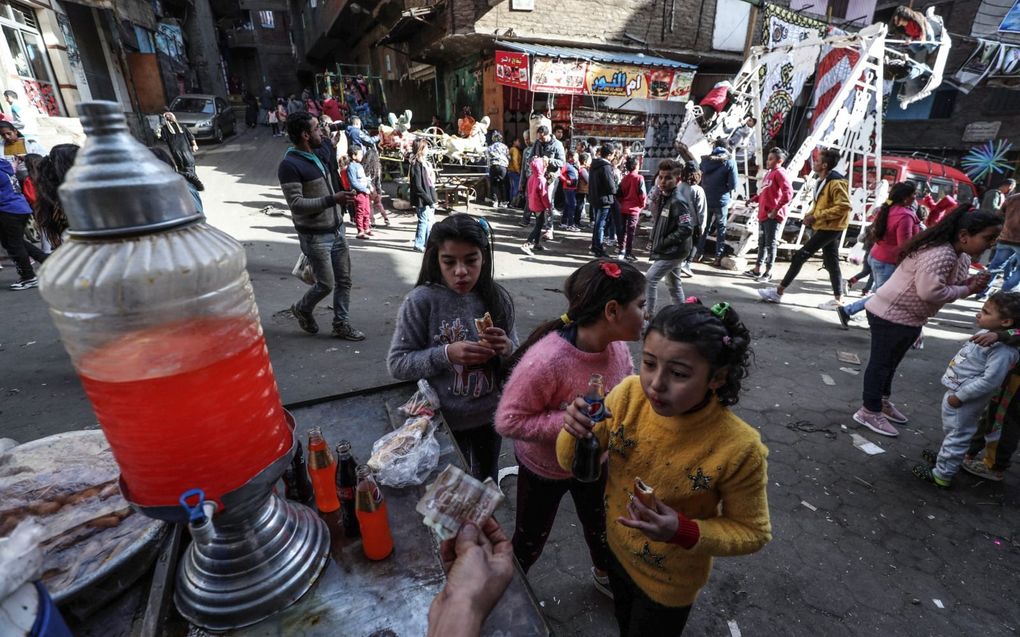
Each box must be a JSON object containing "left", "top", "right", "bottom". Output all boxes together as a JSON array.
[{"left": 159, "top": 111, "right": 198, "bottom": 176}]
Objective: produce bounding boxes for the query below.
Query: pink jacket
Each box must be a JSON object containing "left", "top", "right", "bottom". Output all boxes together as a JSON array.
[
  {"left": 869, "top": 204, "right": 921, "bottom": 265},
  {"left": 617, "top": 171, "right": 647, "bottom": 216},
  {"left": 751, "top": 167, "right": 793, "bottom": 222},
  {"left": 527, "top": 157, "right": 551, "bottom": 213},
  {"left": 494, "top": 332, "right": 634, "bottom": 480},
  {"left": 865, "top": 243, "right": 971, "bottom": 327}
]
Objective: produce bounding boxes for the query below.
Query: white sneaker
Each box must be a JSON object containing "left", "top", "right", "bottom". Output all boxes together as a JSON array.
[
  {"left": 758, "top": 287, "right": 782, "bottom": 303},
  {"left": 592, "top": 567, "right": 613, "bottom": 599},
  {"left": 520, "top": 243, "right": 533, "bottom": 256},
  {"left": 817, "top": 299, "right": 840, "bottom": 310}
]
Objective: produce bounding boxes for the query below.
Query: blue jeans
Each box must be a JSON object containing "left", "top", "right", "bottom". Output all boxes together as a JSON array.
[
  {"left": 591, "top": 206, "right": 611, "bottom": 255},
  {"left": 508, "top": 171, "right": 521, "bottom": 201},
  {"left": 986, "top": 244, "right": 1020, "bottom": 292},
  {"left": 754, "top": 218, "right": 781, "bottom": 272},
  {"left": 297, "top": 228, "right": 351, "bottom": 327},
  {"left": 845, "top": 256, "right": 897, "bottom": 316},
  {"left": 562, "top": 190, "right": 577, "bottom": 227},
  {"left": 697, "top": 203, "right": 730, "bottom": 258},
  {"left": 414, "top": 205, "right": 434, "bottom": 250}
]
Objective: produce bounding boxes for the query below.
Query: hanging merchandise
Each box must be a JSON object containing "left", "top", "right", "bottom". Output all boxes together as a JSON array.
[{"left": 962, "top": 140, "right": 1014, "bottom": 182}]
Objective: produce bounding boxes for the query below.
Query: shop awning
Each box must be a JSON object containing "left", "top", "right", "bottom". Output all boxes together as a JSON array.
[{"left": 494, "top": 41, "right": 697, "bottom": 70}]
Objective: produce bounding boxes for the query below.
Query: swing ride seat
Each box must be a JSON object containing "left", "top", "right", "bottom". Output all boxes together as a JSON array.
[{"left": 895, "top": 7, "right": 951, "bottom": 108}]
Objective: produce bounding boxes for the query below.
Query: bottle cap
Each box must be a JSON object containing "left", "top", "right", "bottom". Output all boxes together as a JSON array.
[{"left": 59, "top": 101, "right": 203, "bottom": 238}]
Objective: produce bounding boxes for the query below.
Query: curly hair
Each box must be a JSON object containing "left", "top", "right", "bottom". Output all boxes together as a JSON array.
[
  {"left": 645, "top": 302, "right": 752, "bottom": 406},
  {"left": 988, "top": 292, "right": 1020, "bottom": 325},
  {"left": 32, "top": 144, "right": 78, "bottom": 248}
]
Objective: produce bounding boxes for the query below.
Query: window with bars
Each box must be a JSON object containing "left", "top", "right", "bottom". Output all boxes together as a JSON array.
[{"left": 258, "top": 10, "right": 275, "bottom": 29}]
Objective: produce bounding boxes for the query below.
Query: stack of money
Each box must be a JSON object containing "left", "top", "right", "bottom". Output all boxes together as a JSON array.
[{"left": 416, "top": 465, "right": 504, "bottom": 540}]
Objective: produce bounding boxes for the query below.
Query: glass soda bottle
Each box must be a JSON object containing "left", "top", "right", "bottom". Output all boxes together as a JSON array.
[
  {"left": 335, "top": 440, "right": 360, "bottom": 538},
  {"left": 572, "top": 374, "right": 605, "bottom": 483},
  {"left": 355, "top": 465, "right": 394, "bottom": 560},
  {"left": 306, "top": 429, "right": 341, "bottom": 513},
  {"left": 283, "top": 439, "right": 315, "bottom": 506}
]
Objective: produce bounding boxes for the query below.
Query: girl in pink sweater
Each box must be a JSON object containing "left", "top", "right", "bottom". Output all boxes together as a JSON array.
[
  {"left": 495, "top": 259, "right": 646, "bottom": 596},
  {"left": 522, "top": 156, "right": 552, "bottom": 254},
  {"left": 853, "top": 207, "right": 1001, "bottom": 438}
]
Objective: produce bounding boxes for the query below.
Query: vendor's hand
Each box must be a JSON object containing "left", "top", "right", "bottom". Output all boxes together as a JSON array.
[
  {"left": 480, "top": 326, "right": 512, "bottom": 356},
  {"left": 192, "top": 144, "right": 198, "bottom": 152},
  {"left": 947, "top": 394, "right": 963, "bottom": 408},
  {"left": 428, "top": 519, "right": 514, "bottom": 637},
  {"left": 971, "top": 331, "right": 1001, "bottom": 347},
  {"left": 561, "top": 396, "right": 612, "bottom": 439},
  {"left": 617, "top": 493, "right": 679, "bottom": 543},
  {"left": 803, "top": 214, "right": 815, "bottom": 228},
  {"left": 333, "top": 190, "right": 353, "bottom": 205},
  {"left": 767, "top": 210, "right": 778, "bottom": 220},
  {"left": 447, "top": 340, "right": 496, "bottom": 366}
]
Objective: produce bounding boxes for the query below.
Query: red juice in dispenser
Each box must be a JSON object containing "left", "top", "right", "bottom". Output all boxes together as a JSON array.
[{"left": 77, "top": 316, "right": 290, "bottom": 507}]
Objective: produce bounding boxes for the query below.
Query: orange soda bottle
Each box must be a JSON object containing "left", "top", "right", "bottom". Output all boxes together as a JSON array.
[
  {"left": 355, "top": 465, "right": 394, "bottom": 560},
  {"left": 306, "top": 428, "right": 340, "bottom": 513}
]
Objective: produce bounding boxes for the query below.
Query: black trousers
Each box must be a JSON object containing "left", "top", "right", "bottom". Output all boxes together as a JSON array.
[
  {"left": 511, "top": 458, "right": 609, "bottom": 573},
  {"left": 862, "top": 312, "right": 922, "bottom": 412},
  {"left": 527, "top": 211, "right": 547, "bottom": 246},
  {"left": 451, "top": 425, "right": 502, "bottom": 482},
  {"left": 607, "top": 549, "right": 693, "bottom": 636},
  {"left": 489, "top": 165, "right": 508, "bottom": 203},
  {"left": 780, "top": 228, "right": 843, "bottom": 296},
  {"left": 0, "top": 211, "right": 46, "bottom": 279}
]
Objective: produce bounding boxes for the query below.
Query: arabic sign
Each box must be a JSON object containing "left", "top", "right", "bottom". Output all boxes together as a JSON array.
[
  {"left": 531, "top": 57, "right": 587, "bottom": 94},
  {"left": 963, "top": 121, "right": 1002, "bottom": 142},
  {"left": 494, "top": 50, "right": 530, "bottom": 90},
  {"left": 644, "top": 68, "right": 674, "bottom": 100},
  {"left": 585, "top": 63, "right": 647, "bottom": 98},
  {"left": 667, "top": 70, "right": 694, "bottom": 101}
]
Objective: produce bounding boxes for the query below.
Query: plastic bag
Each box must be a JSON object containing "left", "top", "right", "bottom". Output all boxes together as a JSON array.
[
  {"left": 399, "top": 379, "right": 441, "bottom": 418},
  {"left": 368, "top": 417, "right": 440, "bottom": 488},
  {"left": 0, "top": 520, "right": 43, "bottom": 599},
  {"left": 291, "top": 254, "right": 315, "bottom": 285},
  {"left": 848, "top": 241, "right": 866, "bottom": 266}
]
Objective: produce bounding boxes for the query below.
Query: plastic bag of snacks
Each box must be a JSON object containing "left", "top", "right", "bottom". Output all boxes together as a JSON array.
[
  {"left": 368, "top": 417, "right": 440, "bottom": 488},
  {"left": 398, "top": 379, "right": 441, "bottom": 418}
]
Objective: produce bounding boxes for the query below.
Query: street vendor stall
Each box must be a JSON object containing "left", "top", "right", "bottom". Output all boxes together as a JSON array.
[{"left": 0, "top": 101, "right": 549, "bottom": 637}]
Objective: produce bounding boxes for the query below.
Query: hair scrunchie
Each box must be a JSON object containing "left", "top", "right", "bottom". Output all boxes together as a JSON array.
[{"left": 560, "top": 313, "right": 572, "bottom": 326}]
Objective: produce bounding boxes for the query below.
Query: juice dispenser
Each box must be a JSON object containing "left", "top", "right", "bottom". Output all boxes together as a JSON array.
[{"left": 37, "top": 102, "right": 329, "bottom": 631}]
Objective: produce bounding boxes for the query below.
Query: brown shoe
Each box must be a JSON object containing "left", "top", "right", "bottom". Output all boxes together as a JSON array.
[{"left": 712, "top": 257, "right": 724, "bottom": 268}]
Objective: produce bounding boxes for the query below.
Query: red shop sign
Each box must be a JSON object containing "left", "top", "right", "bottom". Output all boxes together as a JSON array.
[{"left": 495, "top": 50, "right": 530, "bottom": 90}]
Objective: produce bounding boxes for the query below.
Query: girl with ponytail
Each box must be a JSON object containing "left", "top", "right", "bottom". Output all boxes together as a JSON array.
[{"left": 495, "top": 258, "right": 646, "bottom": 596}]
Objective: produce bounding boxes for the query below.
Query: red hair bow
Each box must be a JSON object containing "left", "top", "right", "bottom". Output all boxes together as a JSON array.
[{"left": 600, "top": 262, "right": 621, "bottom": 278}]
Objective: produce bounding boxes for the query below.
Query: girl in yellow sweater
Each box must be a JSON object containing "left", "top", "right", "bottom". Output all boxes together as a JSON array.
[{"left": 557, "top": 301, "right": 771, "bottom": 635}]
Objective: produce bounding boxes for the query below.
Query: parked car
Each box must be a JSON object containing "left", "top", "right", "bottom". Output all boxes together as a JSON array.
[{"left": 170, "top": 94, "right": 236, "bottom": 143}]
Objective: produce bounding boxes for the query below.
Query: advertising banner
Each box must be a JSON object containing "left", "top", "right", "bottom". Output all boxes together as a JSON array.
[
  {"left": 667, "top": 70, "right": 694, "bottom": 101},
  {"left": 494, "top": 50, "right": 530, "bottom": 90},
  {"left": 585, "top": 63, "right": 647, "bottom": 98},
  {"left": 531, "top": 57, "right": 587, "bottom": 94}
]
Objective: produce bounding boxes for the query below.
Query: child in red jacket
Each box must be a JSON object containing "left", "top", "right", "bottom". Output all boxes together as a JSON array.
[{"left": 616, "top": 156, "right": 647, "bottom": 261}]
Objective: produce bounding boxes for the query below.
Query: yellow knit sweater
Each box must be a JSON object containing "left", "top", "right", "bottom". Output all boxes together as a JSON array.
[{"left": 556, "top": 376, "right": 772, "bottom": 607}]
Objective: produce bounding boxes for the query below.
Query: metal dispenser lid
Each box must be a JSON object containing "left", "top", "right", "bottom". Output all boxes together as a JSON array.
[{"left": 59, "top": 101, "right": 204, "bottom": 238}]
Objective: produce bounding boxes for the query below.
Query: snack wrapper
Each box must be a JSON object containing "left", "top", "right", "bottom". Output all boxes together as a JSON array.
[
  {"left": 416, "top": 465, "right": 504, "bottom": 541},
  {"left": 399, "top": 379, "right": 441, "bottom": 418}
]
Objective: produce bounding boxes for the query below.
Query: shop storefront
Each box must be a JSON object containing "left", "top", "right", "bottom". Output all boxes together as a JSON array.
[
  {"left": 491, "top": 41, "right": 696, "bottom": 166},
  {"left": 0, "top": 0, "right": 65, "bottom": 116}
]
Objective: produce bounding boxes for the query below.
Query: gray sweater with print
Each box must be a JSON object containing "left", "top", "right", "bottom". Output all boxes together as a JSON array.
[
  {"left": 387, "top": 283, "right": 518, "bottom": 431},
  {"left": 942, "top": 332, "right": 1020, "bottom": 402}
]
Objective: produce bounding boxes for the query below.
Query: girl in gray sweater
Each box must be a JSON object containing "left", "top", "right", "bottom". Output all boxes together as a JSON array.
[{"left": 387, "top": 215, "right": 517, "bottom": 481}]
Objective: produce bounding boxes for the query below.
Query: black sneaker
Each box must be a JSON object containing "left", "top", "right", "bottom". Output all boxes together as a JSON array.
[
  {"left": 533, "top": 244, "right": 546, "bottom": 252},
  {"left": 291, "top": 303, "right": 318, "bottom": 334},
  {"left": 835, "top": 305, "right": 850, "bottom": 330},
  {"left": 10, "top": 277, "right": 38, "bottom": 290},
  {"left": 624, "top": 254, "right": 638, "bottom": 262},
  {"left": 332, "top": 321, "right": 366, "bottom": 341},
  {"left": 921, "top": 449, "right": 937, "bottom": 467}
]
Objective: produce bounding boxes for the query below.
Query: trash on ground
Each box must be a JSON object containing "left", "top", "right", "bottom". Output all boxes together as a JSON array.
[
  {"left": 821, "top": 374, "right": 836, "bottom": 386},
  {"left": 727, "top": 620, "right": 742, "bottom": 637},
  {"left": 801, "top": 500, "right": 818, "bottom": 512},
  {"left": 786, "top": 421, "right": 836, "bottom": 439},
  {"left": 850, "top": 433, "right": 885, "bottom": 455},
  {"left": 836, "top": 351, "right": 861, "bottom": 364},
  {"left": 839, "top": 367, "right": 860, "bottom": 375},
  {"left": 933, "top": 599, "right": 944, "bottom": 609}
]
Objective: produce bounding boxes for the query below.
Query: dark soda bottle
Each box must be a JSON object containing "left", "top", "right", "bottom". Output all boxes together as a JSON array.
[
  {"left": 282, "top": 439, "right": 315, "bottom": 506},
  {"left": 335, "top": 440, "right": 360, "bottom": 538},
  {"left": 355, "top": 465, "right": 394, "bottom": 560},
  {"left": 572, "top": 374, "right": 605, "bottom": 483},
  {"left": 307, "top": 428, "right": 340, "bottom": 513}
]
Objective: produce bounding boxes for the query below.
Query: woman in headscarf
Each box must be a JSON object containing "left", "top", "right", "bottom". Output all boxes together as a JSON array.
[{"left": 159, "top": 111, "right": 198, "bottom": 177}]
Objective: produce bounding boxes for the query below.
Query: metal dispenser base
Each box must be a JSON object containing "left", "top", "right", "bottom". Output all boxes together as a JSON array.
[{"left": 174, "top": 439, "right": 330, "bottom": 631}]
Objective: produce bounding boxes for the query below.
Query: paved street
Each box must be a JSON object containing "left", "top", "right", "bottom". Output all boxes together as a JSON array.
[{"left": 2, "top": 127, "right": 1018, "bottom": 635}]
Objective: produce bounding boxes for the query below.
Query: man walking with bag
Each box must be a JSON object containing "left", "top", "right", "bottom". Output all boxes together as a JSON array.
[{"left": 278, "top": 112, "right": 365, "bottom": 341}]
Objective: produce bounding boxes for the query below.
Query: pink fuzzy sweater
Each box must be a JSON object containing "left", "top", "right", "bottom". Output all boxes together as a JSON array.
[
  {"left": 864, "top": 243, "right": 971, "bottom": 327},
  {"left": 495, "top": 331, "right": 634, "bottom": 480}
]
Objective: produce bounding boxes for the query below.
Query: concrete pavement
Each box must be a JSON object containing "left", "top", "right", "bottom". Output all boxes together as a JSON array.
[{"left": 1, "top": 126, "right": 1018, "bottom": 635}]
